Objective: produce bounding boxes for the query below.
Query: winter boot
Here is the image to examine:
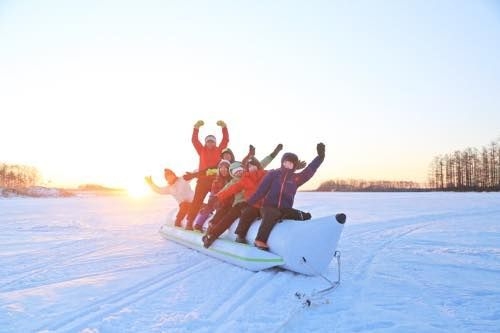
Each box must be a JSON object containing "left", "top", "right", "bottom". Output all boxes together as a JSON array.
[
  {"left": 202, "top": 234, "right": 216, "bottom": 248},
  {"left": 254, "top": 240, "right": 269, "bottom": 251},
  {"left": 235, "top": 235, "right": 247, "bottom": 244}
]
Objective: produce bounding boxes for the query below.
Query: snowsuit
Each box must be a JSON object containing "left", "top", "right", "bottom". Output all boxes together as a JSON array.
[
  {"left": 247, "top": 154, "right": 323, "bottom": 243},
  {"left": 186, "top": 126, "right": 229, "bottom": 228}
]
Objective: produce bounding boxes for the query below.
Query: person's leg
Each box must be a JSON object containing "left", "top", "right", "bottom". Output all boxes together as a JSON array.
[
  {"left": 234, "top": 206, "right": 260, "bottom": 243},
  {"left": 254, "top": 206, "right": 282, "bottom": 249},
  {"left": 185, "top": 178, "right": 212, "bottom": 230},
  {"left": 202, "top": 203, "right": 246, "bottom": 248},
  {"left": 280, "top": 207, "right": 311, "bottom": 221},
  {"left": 174, "top": 201, "right": 191, "bottom": 227}
]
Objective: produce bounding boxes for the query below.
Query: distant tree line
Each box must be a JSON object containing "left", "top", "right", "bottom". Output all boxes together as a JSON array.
[
  {"left": 428, "top": 137, "right": 500, "bottom": 191},
  {"left": 0, "top": 162, "right": 41, "bottom": 188},
  {"left": 316, "top": 179, "right": 424, "bottom": 192}
]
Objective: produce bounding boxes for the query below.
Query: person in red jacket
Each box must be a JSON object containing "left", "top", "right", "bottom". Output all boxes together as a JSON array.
[{"left": 184, "top": 120, "right": 229, "bottom": 230}]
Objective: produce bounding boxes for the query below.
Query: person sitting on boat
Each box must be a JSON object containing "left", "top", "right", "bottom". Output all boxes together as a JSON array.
[
  {"left": 191, "top": 159, "right": 232, "bottom": 232},
  {"left": 201, "top": 144, "right": 283, "bottom": 248},
  {"left": 145, "top": 168, "right": 194, "bottom": 227},
  {"left": 183, "top": 120, "right": 229, "bottom": 230},
  {"left": 202, "top": 160, "right": 245, "bottom": 233},
  {"left": 245, "top": 143, "right": 326, "bottom": 251}
]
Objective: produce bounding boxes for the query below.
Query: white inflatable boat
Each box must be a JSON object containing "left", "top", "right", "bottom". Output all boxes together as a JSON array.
[{"left": 159, "top": 211, "right": 346, "bottom": 276}]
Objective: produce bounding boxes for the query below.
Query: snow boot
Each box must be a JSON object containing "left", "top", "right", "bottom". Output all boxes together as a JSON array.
[
  {"left": 202, "top": 234, "right": 216, "bottom": 248},
  {"left": 254, "top": 240, "right": 269, "bottom": 251},
  {"left": 235, "top": 235, "right": 247, "bottom": 244}
]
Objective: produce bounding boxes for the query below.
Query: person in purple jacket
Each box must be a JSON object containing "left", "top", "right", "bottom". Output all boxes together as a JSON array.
[{"left": 245, "top": 142, "right": 325, "bottom": 250}]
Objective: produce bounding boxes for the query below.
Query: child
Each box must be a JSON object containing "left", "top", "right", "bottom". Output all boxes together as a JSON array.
[{"left": 145, "top": 168, "right": 194, "bottom": 227}]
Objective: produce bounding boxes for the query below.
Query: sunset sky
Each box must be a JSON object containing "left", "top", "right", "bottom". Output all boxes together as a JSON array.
[{"left": 1, "top": 1, "right": 500, "bottom": 191}]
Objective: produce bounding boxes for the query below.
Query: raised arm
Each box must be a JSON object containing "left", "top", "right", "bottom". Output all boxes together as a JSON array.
[
  {"left": 216, "top": 120, "right": 229, "bottom": 150},
  {"left": 144, "top": 176, "right": 173, "bottom": 195},
  {"left": 191, "top": 120, "right": 204, "bottom": 155},
  {"left": 295, "top": 143, "right": 325, "bottom": 187}
]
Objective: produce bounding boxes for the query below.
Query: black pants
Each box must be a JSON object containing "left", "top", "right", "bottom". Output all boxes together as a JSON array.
[
  {"left": 186, "top": 177, "right": 213, "bottom": 226},
  {"left": 234, "top": 206, "right": 261, "bottom": 238},
  {"left": 255, "top": 207, "right": 311, "bottom": 243},
  {"left": 255, "top": 207, "right": 283, "bottom": 243},
  {"left": 208, "top": 202, "right": 248, "bottom": 239}
]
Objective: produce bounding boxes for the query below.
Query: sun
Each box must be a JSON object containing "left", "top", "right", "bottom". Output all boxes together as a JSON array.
[{"left": 127, "top": 181, "right": 151, "bottom": 198}]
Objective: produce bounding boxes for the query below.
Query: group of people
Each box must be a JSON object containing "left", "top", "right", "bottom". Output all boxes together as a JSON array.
[{"left": 145, "top": 120, "right": 325, "bottom": 251}]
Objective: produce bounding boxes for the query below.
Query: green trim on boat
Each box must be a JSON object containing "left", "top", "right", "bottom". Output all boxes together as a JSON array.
[{"left": 163, "top": 230, "right": 284, "bottom": 264}]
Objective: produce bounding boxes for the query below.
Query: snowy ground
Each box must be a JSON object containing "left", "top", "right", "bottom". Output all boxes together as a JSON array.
[{"left": 0, "top": 192, "right": 499, "bottom": 333}]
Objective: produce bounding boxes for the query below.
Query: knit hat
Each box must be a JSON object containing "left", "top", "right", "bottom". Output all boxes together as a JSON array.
[
  {"left": 218, "top": 159, "right": 231, "bottom": 169},
  {"left": 205, "top": 135, "right": 216, "bottom": 144},
  {"left": 281, "top": 152, "right": 299, "bottom": 169},
  {"left": 229, "top": 161, "right": 244, "bottom": 178}
]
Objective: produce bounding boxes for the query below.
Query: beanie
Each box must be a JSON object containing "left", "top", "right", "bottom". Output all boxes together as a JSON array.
[
  {"left": 229, "top": 161, "right": 244, "bottom": 178},
  {"left": 205, "top": 135, "right": 216, "bottom": 144},
  {"left": 218, "top": 159, "right": 231, "bottom": 169}
]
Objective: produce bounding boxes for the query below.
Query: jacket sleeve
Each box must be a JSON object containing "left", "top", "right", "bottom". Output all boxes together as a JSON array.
[
  {"left": 191, "top": 127, "right": 203, "bottom": 155},
  {"left": 148, "top": 182, "right": 174, "bottom": 195},
  {"left": 219, "top": 126, "right": 229, "bottom": 150},
  {"left": 259, "top": 154, "right": 274, "bottom": 169},
  {"left": 247, "top": 171, "right": 273, "bottom": 206},
  {"left": 295, "top": 155, "right": 323, "bottom": 187},
  {"left": 216, "top": 180, "right": 244, "bottom": 202}
]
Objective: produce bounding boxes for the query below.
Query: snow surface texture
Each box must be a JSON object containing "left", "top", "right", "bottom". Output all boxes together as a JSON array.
[{"left": 1, "top": 192, "right": 499, "bottom": 332}]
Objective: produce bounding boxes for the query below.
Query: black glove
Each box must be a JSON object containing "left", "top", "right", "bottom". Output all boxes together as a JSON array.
[
  {"left": 249, "top": 144, "right": 255, "bottom": 156},
  {"left": 317, "top": 142, "right": 325, "bottom": 159},
  {"left": 270, "top": 143, "right": 283, "bottom": 158}
]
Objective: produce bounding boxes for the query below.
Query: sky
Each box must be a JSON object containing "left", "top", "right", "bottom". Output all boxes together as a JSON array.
[
  {"left": 1, "top": 0, "right": 500, "bottom": 191},
  {"left": 1, "top": 192, "right": 499, "bottom": 332}
]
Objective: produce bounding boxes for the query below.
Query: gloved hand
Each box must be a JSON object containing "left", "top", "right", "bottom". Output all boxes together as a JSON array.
[
  {"left": 296, "top": 160, "right": 307, "bottom": 170},
  {"left": 317, "top": 142, "right": 325, "bottom": 159},
  {"left": 249, "top": 144, "right": 255, "bottom": 156},
  {"left": 144, "top": 176, "right": 153, "bottom": 184},
  {"left": 216, "top": 120, "right": 227, "bottom": 128},
  {"left": 270, "top": 143, "right": 283, "bottom": 158},
  {"left": 194, "top": 120, "right": 204, "bottom": 129}
]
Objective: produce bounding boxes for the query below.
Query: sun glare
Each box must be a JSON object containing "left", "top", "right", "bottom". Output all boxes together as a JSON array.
[{"left": 127, "top": 181, "right": 150, "bottom": 198}]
